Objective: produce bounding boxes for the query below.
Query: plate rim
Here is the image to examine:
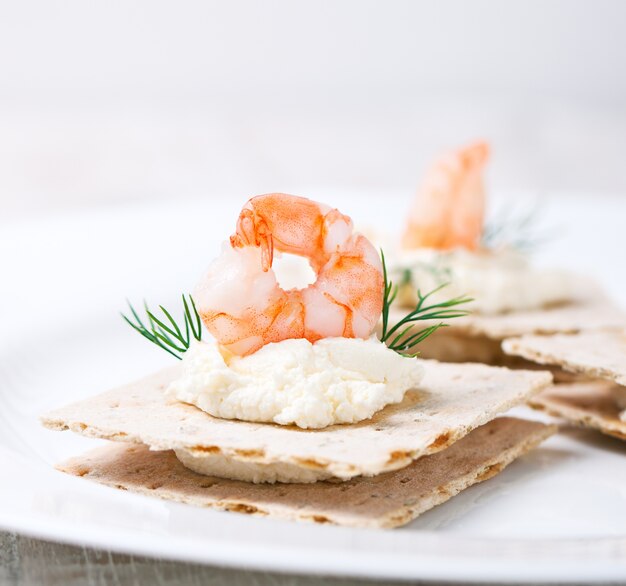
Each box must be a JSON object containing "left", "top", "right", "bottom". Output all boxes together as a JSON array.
[
  {"left": 1, "top": 502, "right": 625, "bottom": 584},
  {"left": 2, "top": 201, "right": 626, "bottom": 584}
]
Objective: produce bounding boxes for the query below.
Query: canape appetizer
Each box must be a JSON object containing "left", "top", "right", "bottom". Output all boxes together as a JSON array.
[
  {"left": 387, "top": 142, "right": 625, "bottom": 364},
  {"left": 129, "top": 193, "right": 471, "bottom": 430},
  {"left": 42, "top": 193, "right": 555, "bottom": 528}
]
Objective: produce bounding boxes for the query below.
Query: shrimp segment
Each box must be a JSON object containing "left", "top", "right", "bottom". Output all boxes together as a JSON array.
[
  {"left": 402, "top": 141, "right": 489, "bottom": 251},
  {"left": 195, "top": 194, "right": 384, "bottom": 356}
]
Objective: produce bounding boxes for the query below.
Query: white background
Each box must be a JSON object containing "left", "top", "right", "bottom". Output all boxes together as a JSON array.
[{"left": 2, "top": 0, "right": 626, "bottom": 224}]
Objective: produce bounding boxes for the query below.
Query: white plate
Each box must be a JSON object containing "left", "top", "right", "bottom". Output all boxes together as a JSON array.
[{"left": 2, "top": 194, "right": 626, "bottom": 583}]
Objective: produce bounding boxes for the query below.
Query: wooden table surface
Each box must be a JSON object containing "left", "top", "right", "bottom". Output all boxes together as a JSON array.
[
  {"left": 1, "top": 530, "right": 603, "bottom": 585},
  {"left": 0, "top": 531, "right": 401, "bottom": 586}
]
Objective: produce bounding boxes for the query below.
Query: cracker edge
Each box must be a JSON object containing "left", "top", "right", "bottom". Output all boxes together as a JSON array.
[
  {"left": 503, "top": 335, "right": 626, "bottom": 387},
  {"left": 56, "top": 419, "right": 557, "bottom": 529},
  {"left": 389, "top": 300, "right": 626, "bottom": 341},
  {"left": 530, "top": 388, "right": 626, "bottom": 442},
  {"left": 40, "top": 365, "right": 552, "bottom": 480}
]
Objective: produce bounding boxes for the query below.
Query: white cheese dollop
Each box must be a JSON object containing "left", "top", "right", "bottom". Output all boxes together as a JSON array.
[
  {"left": 394, "top": 248, "right": 577, "bottom": 315},
  {"left": 168, "top": 337, "right": 424, "bottom": 430}
]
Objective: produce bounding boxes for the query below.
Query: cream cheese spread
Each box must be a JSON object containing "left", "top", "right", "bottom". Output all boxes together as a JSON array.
[
  {"left": 168, "top": 337, "right": 424, "bottom": 430},
  {"left": 394, "top": 248, "right": 576, "bottom": 315}
]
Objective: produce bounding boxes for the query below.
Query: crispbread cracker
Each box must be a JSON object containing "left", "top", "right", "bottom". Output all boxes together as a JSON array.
[
  {"left": 404, "top": 330, "right": 506, "bottom": 364},
  {"left": 57, "top": 417, "right": 556, "bottom": 529},
  {"left": 503, "top": 331, "right": 626, "bottom": 386},
  {"left": 399, "top": 330, "right": 585, "bottom": 379},
  {"left": 42, "top": 361, "right": 551, "bottom": 479},
  {"left": 530, "top": 381, "right": 626, "bottom": 441},
  {"left": 389, "top": 299, "right": 625, "bottom": 343}
]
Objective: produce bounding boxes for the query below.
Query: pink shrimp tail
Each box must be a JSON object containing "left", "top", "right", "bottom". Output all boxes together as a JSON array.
[
  {"left": 402, "top": 140, "right": 490, "bottom": 251},
  {"left": 230, "top": 207, "right": 274, "bottom": 271}
]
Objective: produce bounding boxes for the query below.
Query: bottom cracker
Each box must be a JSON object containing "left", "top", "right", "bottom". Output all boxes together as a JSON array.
[
  {"left": 530, "top": 381, "right": 626, "bottom": 441},
  {"left": 57, "top": 417, "right": 555, "bottom": 529}
]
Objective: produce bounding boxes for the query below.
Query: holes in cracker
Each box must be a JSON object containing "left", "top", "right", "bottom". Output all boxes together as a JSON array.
[
  {"left": 189, "top": 445, "right": 221, "bottom": 455},
  {"left": 476, "top": 462, "right": 504, "bottom": 482},
  {"left": 294, "top": 458, "right": 327, "bottom": 470},
  {"left": 387, "top": 450, "right": 412, "bottom": 464},
  {"left": 428, "top": 432, "right": 451, "bottom": 450},
  {"left": 307, "top": 514, "right": 331, "bottom": 524},
  {"left": 234, "top": 449, "right": 265, "bottom": 459},
  {"left": 226, "top": 503, "right": 262, "bottom": 515}
]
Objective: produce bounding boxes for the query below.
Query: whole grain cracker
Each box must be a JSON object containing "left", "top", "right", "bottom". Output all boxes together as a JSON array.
[
  {"left": 503, "top": 331, "right": 626, "bottom": 386},
  {"left": 530, "top": 381, "right": 626, "bottom": 441},
  {"left": 389, "top": 299, "right": 625, "bottom": 342},
  {"left": 42, "top": 361, "right": 552, "bottom": 480},
  {"left": 408, "top": 331, "right": 592, "bottom": 382},
  {"left": 57, "top": 417, "right": 556, "bottom": 529}
]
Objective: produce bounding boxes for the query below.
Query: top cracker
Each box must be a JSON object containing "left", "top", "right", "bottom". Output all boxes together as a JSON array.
[{"left": 42, "top": 361, "right": 551, "bottom": 480}]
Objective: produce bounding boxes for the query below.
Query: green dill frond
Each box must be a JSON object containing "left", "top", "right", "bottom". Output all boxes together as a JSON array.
[
  {"left": 122, "top": 294, "right": 203, "bottom": 360},
  {"left": 482, "top": 205, "right": 553, "bottom": 253},
  {"left": 380, "top": 250, "right": 472, "bottom": 357}
]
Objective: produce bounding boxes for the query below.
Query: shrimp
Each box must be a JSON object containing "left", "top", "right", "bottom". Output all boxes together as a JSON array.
[
  {"left": 194, "top": 194, "right": 384, "bottom": 356},
  {"left": 402, "top": 141, "right": 489, "bottom": 251}
]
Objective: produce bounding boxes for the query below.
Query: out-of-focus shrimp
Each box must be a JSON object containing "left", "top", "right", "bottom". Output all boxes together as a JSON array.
[
  {"left": 194, "top": 194, "right": 384, "bottom": 356},
  {"left": 402, "top": 141, "right": 489, "bottom": 251}
]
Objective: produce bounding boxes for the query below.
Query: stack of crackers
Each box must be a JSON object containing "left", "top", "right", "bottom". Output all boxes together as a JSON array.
[
  {"left": 388, "top": 284, "right": 626, "bottom": 445},
  {"left": 503, "top": 331, "right": 626, "bottom": 441},
  {"left": 390, "top": 287, "right": 626, "bottom": 368},
  {"left": 42, "top": 361, "right": 555, "bottom": 529}
]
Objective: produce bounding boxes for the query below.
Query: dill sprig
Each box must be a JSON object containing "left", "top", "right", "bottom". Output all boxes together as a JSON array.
[
  {"left": 380, "top": 250, "right": 472, "bottom": 356},
  {"left": 395, "top": 261, "right": 452, "bottom": 294},
  {"left": 122, "top": 294, "right": 202, "bottom": 360},
  {"left": 481, "top": 205, "right": 552, "bottom": 253}
]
